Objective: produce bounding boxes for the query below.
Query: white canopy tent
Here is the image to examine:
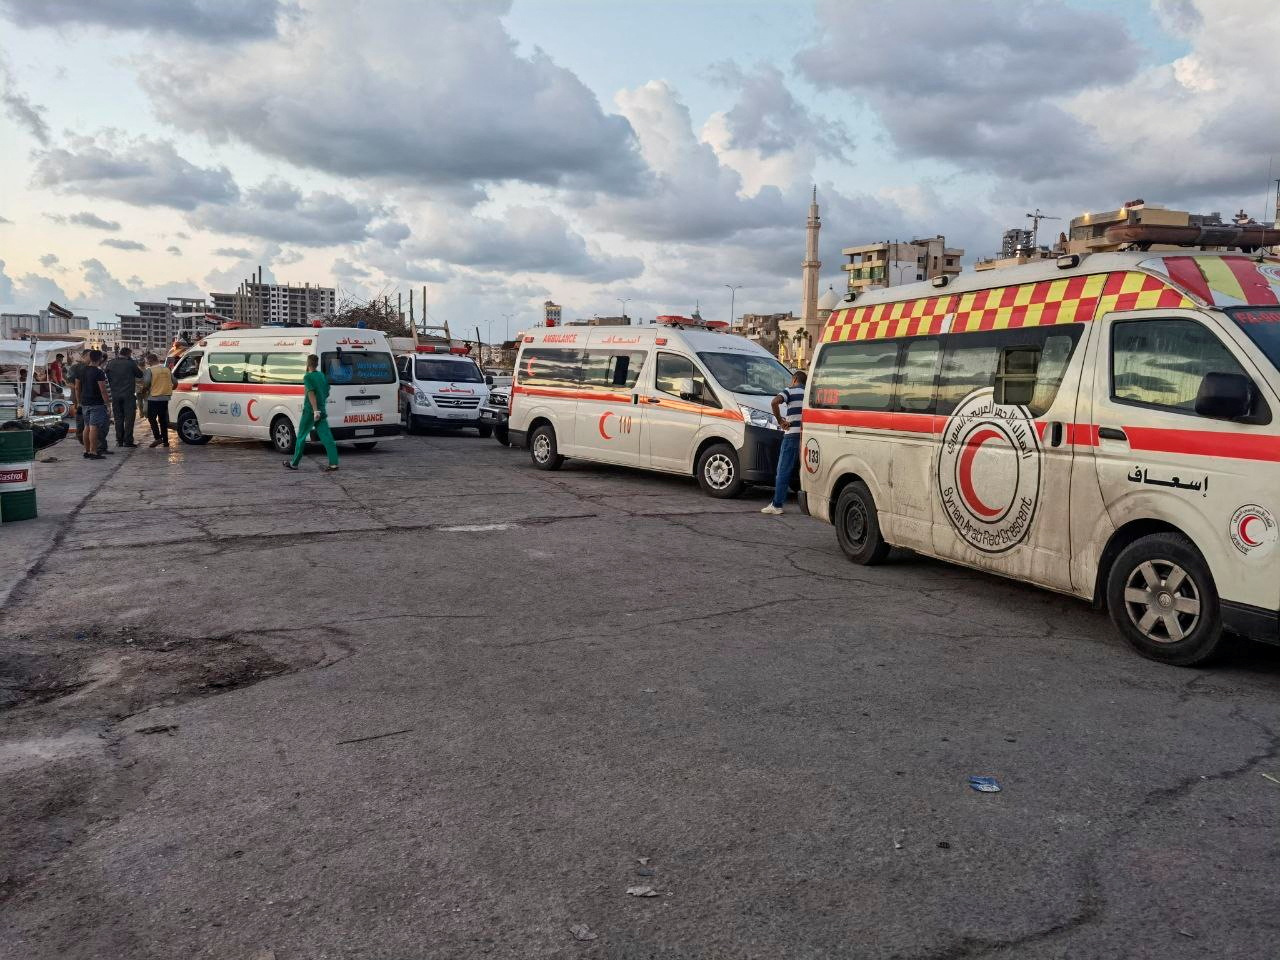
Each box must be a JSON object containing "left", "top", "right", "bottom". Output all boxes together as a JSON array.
[{"left": 0, "top": 337, "right": 82, "bottom": 419}]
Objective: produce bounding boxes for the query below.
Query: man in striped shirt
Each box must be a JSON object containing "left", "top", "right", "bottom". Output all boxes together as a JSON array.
[{"left": 761, "top": 369, "right": 807, "bottom": 515}]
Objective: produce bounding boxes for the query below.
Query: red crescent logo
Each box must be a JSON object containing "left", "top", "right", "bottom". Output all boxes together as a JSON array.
[
  {"left": 958, "top": 428, "right": 1004, "bottom": 519},
  {"left": 246, "top": 398, "right": 259, "bottom": 422},
  {"left": 598, "top": 411, "right": 615, "bottom": 440},
  {"left": 1240, "top": 514, "right": 1264, "bottom": 547},
  {"left": 525, "top": 357, "right": 536, "bottom": 379}
]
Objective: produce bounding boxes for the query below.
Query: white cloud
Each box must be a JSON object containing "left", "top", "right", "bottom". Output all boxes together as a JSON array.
[
  {"left": 139, "top": 0, "right": 644, "bottom": 194},
  {"left": 0, "top": 0, "right": 285, "bottom": 40},
  {"left": 188, "top": 178, "right": 380, "bottom": 246}
]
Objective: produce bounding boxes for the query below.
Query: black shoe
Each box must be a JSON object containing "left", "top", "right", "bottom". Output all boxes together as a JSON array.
[
  {"left": 123, "top": 442, "right": 138, "bottom": 448},
  {"left": 84, "top": 453, "right": 104, "bottom": 460},
  {"left": 149, "top": 440, "right": 162, "bottom": 448},
  {"left": 283, "top": 461, "right": 298, "bottom": 470}
]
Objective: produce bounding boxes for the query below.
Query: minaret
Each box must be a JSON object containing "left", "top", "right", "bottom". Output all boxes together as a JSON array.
[{"left": 801, "top": 186, "right": 822, "bottom": 346}]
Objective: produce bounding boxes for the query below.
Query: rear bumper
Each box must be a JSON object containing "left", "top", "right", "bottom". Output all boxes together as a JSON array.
[
  {"left": 1222, "top": 600, "right": 1280, "bottom": 645},
  {"left": 328, "top": 424, "right": 402, "bottom": 441},
  {"left": 739, "top": 424, "right": 785, "bottom": 484}
]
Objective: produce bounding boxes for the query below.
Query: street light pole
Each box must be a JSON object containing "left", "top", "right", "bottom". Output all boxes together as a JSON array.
[
  {"left": 724, "top": 283, "right": 743, "bottom": 326},
  {"left": 502, "top": 312, "right": 514, "bottom": 339},
  {"left": 617, "top": 297, "right": 631, "bottom": 322}
]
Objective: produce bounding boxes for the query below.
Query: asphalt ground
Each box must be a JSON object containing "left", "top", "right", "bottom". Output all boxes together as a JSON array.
[{"left": 2, "top": 423, "right": 1279, "bottom": 960}]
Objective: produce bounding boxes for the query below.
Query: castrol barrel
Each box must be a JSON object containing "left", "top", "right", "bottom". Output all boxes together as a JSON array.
[{"left": 0, "top": 428, "right": 37, "bottom": 522}]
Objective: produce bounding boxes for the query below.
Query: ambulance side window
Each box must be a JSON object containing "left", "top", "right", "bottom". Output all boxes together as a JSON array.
[
  {"left": 937, "top": 341, "right": 1000, "bottom": 415},
  {"left": 209, "top": 352, "right": 248, "bottom": 383},
  {"left": 172, "top": 352, "right": 202, "bottom": 380},
  {"left": 1112, "top": 318, "right": 1252, "bottom": 415},
  {"left": 257, "top": 353, "right": 307, "bottom": 385},
  {"left": 581, "top": 350, "right": 646, "bottom": 390},
  {"left": 896, "top": 339, "right": 940, "bottom": 413},
  {"left": 655, "top": 352, "right": 713, "bottom": 404},
  {"left": 810, "top": 341, "right": 898, "bottom": 410},
  {"left": 520, "top": 348, "right": 581, "bottom": 388}
]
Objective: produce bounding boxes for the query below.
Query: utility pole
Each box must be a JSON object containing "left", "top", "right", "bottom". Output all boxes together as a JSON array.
[
  {"left": 617, "top": 297, "right": 631, "bottom": 322},
  {"left": 1025, "top": 209, "right": 1061, "bottom": 251}
]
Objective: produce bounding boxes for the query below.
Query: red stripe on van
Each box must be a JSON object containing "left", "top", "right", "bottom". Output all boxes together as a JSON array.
[
  {"left": 197, "top": 383, "right": 306, "bottom": 395},
  {"left": 1162, "top": 257, "right": 1213, "bottom": 303},
  {"left": 804, "top": 409, "right": 942, "bottom": 434},
  {"left": 1124, "top": 426, "right": 1280, "bottom": 463}
]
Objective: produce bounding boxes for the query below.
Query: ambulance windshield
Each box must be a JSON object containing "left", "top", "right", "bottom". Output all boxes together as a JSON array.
[
  {"left": 1227, "top": 307, "right": 1280, "bottom": 371},
  {"left": 416, "top": 358, "right": 483, "bottom": 382},
  {"left": 697, "top": 352, "right": 790, "bottom": 396}
]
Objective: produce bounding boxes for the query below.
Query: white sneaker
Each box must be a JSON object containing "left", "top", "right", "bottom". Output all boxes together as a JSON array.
[{"left": 760, "top": 504, "right": 784, "bottom": 515}]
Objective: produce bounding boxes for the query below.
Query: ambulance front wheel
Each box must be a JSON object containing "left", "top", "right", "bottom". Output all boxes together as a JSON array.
[
  {"left": 834, "top": 481, "right": 889, "bottom": 565},
  {"left": 696, "top": 443, "right": 744, "bottom": 499},
  {"left": 270, "top": 416, "right": 297, "bottom": 455},
  {"left": 1106, "top": 532, "right": 1224, "bottom": 667},
  {"left": 176, "top": 409, "right": 210, "bottom": 446},
  {"left": 477, "top": 423, "right": 493, "bottom": 439},
  {"left": 529, "top": 424, "right": 564, "bottom": 470}
]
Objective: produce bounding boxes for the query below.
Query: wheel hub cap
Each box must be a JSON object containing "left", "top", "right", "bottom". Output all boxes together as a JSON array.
[
  {"left": 1123, "top": 559, "right": 1201, "bottom": 644},
  {"left": 706, "top": 454, "right": 733, "bottom": 489}
]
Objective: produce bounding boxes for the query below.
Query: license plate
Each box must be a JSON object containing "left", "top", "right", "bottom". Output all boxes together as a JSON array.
[
  {"left": 354, "top": 428, "right": 374, "bottom": 436},
  {"left": 445, "top": 410, "right": 470, "bottom": 419}
]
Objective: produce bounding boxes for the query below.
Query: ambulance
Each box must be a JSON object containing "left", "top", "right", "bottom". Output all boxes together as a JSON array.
[
  {"left": 169, "top": 326, "right": 401, "bottom": 453},
  {"left": 507, "top": 320, "right": 792, "bottom": 497},
  {"left": 394, "top": 343, "right": 494, "bottom": 437},
  {"left": 801, "top": 248, "right": 1280, "bottom": 665}
]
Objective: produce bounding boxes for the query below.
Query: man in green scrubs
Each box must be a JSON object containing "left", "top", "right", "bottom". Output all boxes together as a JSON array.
[{"left": 284, "top": 354, "right": 339, "bottom": 471}]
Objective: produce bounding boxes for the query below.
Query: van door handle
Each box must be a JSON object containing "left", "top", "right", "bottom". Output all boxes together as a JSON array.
[
  {"left": 1098, "top": 426, "right": 1127, "bottom": 441},
  {"left": 1049, "top": 422, "right": 1064, "bottom": 447},
  {"left": 643, "top": 397, "right": 661, "bottom": 404}
]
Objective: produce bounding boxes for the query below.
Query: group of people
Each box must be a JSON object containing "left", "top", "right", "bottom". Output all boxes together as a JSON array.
[{"left": 69, "top": 347, "right": 175, "bottom": 460}]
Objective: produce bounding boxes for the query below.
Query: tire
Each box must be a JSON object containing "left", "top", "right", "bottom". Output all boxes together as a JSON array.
[
  {"left": 834, "top": 480, "right": 890, "bottom": 565},
  {"left": 494, "top": 424, "right": 510, "bottom": 447},
  {"left": 270, "top": 415, "right": 297, "bottom": 455},
  {"left": 354, "top": 442, "right": 378, "bottom": 451},
  {"left": 176, "top": 409, "right": 210, "bottom": 445},
  {"left": 1106, "top": 533, "right": 1224, "bottom": 666},
  {"left": 696, "top": 442, "right": 745, "bottom": 499},
  {"left": 529, "top": 424, "right": 564, "bottom": 470},
  {"left": 402, "top": 402, "right": 417, "bottom": 435},
  {"left": 477, "top": 423, "right": 493, "bottom": 438}
]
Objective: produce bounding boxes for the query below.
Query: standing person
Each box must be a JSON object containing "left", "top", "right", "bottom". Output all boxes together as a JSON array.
[
  {"left": 75, "top": 350, "right": 111, "bottom": 461},
  {"left": 142, "top": 353, "right": 174, "bottom": 447},
  {"left": 104, "top": 347, "right": 143, "bottom": 448},
  {"left": 49, "top": 353, "right": 65, "bottom": 387},
  {"left": 761, "top": 369, "right": 807, "bottom": 516},
  {"left": 284, "top": 354, "right": 339, "bottom": 472}
]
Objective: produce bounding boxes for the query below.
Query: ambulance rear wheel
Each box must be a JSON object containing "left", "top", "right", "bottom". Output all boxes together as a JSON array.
[
  {"left": 696, "top": 443, "right": 744, "bottom": 499},
  {"left": 835, "top": 481, "right": 889, "bottom": 565},
  {"left": 1106, "top": 533, "right": 1224, "bottom": 667},
  {"left": 176, "top": 409, "right": 210, "bottom": 446},
  {"left": 270, "top": 415, "right": 297, "bottom": 455},
  {"left": 529, "top": 424, "right": 564, "bottom": 470}
]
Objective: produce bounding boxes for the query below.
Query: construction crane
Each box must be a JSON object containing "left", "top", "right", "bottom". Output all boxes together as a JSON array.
[{"left": 1025, "top": 208, "right": 1061, "bottom": 251}]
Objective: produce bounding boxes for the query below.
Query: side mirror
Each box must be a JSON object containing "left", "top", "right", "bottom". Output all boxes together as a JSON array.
[
  {"left": 485, "top": 374, "right": 494, "bottom": 386},
  {"left": 677, "top": 377, "right": 702, "bottom": 401},
  {"left": 1195, "top": 371, "right": 1253, "bottom": 420}
]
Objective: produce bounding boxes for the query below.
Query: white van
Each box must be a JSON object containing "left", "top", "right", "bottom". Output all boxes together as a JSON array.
[
  {"left": 508, "top": 322, "right": 793, "bottom": 497},
  {"left": 170, "top": 326, "right": 401, "bottom": 453},
  {"left": 395, "top": 344, "right": 494, "bottom": 437},
  {"left": 801, "top": 250, "right": 1280, "bottom": 665}
]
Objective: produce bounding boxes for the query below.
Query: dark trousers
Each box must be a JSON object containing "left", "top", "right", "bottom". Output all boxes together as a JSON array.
[
  {"left": 147, "top": 399, "right": 171, "bottom": 443},
  {"left": 112, "top": 394, "right": 136, "bottom": 445}
]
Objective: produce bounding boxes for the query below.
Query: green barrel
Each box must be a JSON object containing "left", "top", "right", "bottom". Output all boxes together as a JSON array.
[{"left": 0, "top": 429, "right": 37, "bottom": 522}]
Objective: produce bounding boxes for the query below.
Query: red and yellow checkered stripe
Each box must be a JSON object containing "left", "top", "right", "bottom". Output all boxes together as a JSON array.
[{"left": 822, "top": 271, "right": 1193, "bottom": 343}]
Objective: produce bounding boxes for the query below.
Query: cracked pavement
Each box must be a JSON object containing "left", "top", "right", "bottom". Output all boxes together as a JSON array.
[{"left": 3, "top": 428, "right": 1280, "bottom": 959}]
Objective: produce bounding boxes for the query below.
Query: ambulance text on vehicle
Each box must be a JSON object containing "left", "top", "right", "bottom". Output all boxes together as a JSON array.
[
  {"left": 507, "top": 321, "right": 793, "bottom": 498},
  {"left": 395, "top": 343, "right": 494, "bottom": 437},
  {"left": 800, "top": 250, "right": 1280, "bottom": 665},
  {"left": 169, "top": 326, "right": 401, "bottom": 453}
]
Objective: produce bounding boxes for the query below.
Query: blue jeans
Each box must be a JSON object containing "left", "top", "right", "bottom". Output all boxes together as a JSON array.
[{"left": 772, "top": 433, "right": 800, "bottom": 507}]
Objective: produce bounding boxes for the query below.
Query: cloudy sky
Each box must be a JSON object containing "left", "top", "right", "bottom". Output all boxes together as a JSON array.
[{"left": 0, "top": 0, "right": 1276, "bottom": 337}]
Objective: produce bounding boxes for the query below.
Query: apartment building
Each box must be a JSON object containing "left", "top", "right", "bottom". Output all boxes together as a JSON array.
[
  {"left": 843, "top": 236, "right": 964, "bottom": 296},
  {"left": 212, "top": 282, "right": 336, "bottom": 326}
]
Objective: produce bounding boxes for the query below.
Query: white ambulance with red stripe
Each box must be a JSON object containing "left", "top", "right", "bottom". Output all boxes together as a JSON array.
[
  {"left": 507, "top": 320, "right": 793, "bottom": 497},
  {"left": 394, "top": 343, "right": 494, "bottom": 437},
  {"left": 801, "top": 249, "right": 1280, "bottom": 665},
  {"left": 169, "top": 326, "right": 401, "bottom": 453}
]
